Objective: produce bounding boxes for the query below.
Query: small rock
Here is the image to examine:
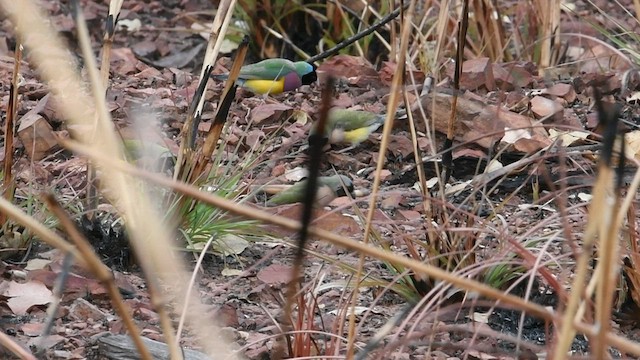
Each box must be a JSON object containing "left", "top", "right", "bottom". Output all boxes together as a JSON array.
[
  {"left": 577, "top": 44, "right": 631, "bottom": 73},
  {"left": 367, "top": 169, "right": 391, "bottom": 180},
  {"left": 460, "top": 57, "right": 495, "bottom": 90},
  {"left": 69, "top": 298, "right": 108, "bottom": 322},
  {"left": 52, "top": 350, "right": 74, "bottom": 359},
  {"left": 27, "top": 335, "right": 65, "bottom": 352},
  {"left": 545, "top": 83, "right": 576, "bottom": 103},
  {"left": 20, "top": 322, "right": 44, "bottom": 337},
  {"left": 518, "top": 348, "right": 539, "bottom": 360},
  {"left": 429, "top": 350, "right": 450, "bottom": 360},
  {"left": 585, "top": 112, "right": 599, "bottom": 129},
  {"left": 72, "top": 322, "right": 87, "bottom": 330},
  {"left": 381, "top": 193, "right": 403, "bottom": 210},
  {"left": 328, "top": 195, "right": 353, "bottom": 207},
  {"left": 530, "top": 96, "right": 563, "bottom": 122},
  {"left": 398, "top": 209, "right": 421, "bottom": 221},
  {"left": 504, "top": 90, "right": 529, "bottom": 110},
  {"left": 197, "top": 121, "right": 211, "bottom": 133},
  {"left": 390, "top": 352, "right": 410, "bottom": 360},
  {"left": 109, "top": 320, "right": 124, "bottom": 333},
  {"left": 245, "top": 344, "right": 269, "bottom": 360},
  {"left": 136, "top": 307, "right": 159, "bottom": 323},
  {"left": 559, "top": 108, "right": 583, "bottom": 129},
  {"left": 271, "top": 163, "right": 286, "bottom": 177},
  {"left": 493, "top": 63, "right": 534, "bottom": 89}
]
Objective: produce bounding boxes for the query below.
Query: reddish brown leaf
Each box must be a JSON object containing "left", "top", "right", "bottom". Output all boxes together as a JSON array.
[
  {"left": 251, "top": 103, "right": 292, "bottom": 124},
  {"left": 317, "top": 55, "right": 382, "bottom": 88},
  {"left": 257, "top": 264, "right": 293, "bottom": 285},
  {"left": 0, "top": 280, "right": 52, "bottom": 315}
]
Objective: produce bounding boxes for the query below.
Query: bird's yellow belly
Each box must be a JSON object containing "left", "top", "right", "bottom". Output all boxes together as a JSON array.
[
  {"left": 242, "top": 78, "right": 285, "bottom": 95},
  {"left": 342, "top": 124, "right": 382, "bottom": 145}
]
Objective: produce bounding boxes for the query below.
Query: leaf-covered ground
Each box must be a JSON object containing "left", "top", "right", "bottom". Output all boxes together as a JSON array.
[{"left": 3, "top": 0, "right": 640, "bottom": 359}]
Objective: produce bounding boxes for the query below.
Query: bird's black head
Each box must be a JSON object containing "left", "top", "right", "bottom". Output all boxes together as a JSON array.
[
  {"left": 335, "top": 176, "right": 354, "bottom": 198},
  {"left": 301, "top": 63, "right": 318, "bottom": 85}
]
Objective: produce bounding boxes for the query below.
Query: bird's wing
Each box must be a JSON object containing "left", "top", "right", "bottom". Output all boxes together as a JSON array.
[
  {"left": 266, "top": 181, "right": 306, "bottom": 206},
  {"left": 330, "top": 110, "right": 387, "bottom": 131},
  {"left": 238, "top": 59, "right": 297, "bottom": 80}
]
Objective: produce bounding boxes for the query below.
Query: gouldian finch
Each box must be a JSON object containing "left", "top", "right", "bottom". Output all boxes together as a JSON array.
[
  {"left": 266, "top": 175, "right": 354, "bottom": 207},
  {"left": 311, "top": 108, "right": 395, "bottom": 152},
  {"left": 212, "top": 58, "right": 317, "bottom": 95}
]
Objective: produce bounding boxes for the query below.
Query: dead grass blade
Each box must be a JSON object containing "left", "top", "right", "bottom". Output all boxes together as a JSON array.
[
  {"left": 59, "top": 137, "right": 640, "bottom": 356},
  {"left": 535, "top": 0, "right": 561, "bottom": 68},
  {"left": 96, "top": 0, "right": 122, "bottom": 108},
  {"left": 593, "top": 127, "right": 625, "bottom": 358},
  {"left": 354, "top": 305, "right": 414, "bottom": 360},
  {"left": 432, "top": 0, "right": 453, "bottom": 72},
  {"left": 190, "top": 37, "right": 248, "bottom": 182},
  {"left": 0, "top": 330, "right": 35, "bottom": 359},
  {"left": 0, "top": 196, "right": 85, "bottom": 266},
  {"left": 404, "top": 56, "right": 433, "bottom": 244},
  {"left": 71, "top": 4, "right": 183, "bottom": 358},
  {"left": 0, "top": 1, "right": 240, "bottom": 358},
  {"left": 174, "top": 0, "right": 236, "bottom": 180},
  {"left": 618, "top": 166, "right": 640, "bottom": 313},
  {"left": 552, "top": 89, "right": 622, "bottom": 357},
  {"left": 174, "top": 65, "right": 213, "bottom": 184},
  {"left": 274, "top": 76, "right": 334, "bottom": 360},
  {"left": 306, "top": 2, "right": 409, "bottom": 64},
  {"left": 470, "top": 0, "right": 508, "bottom": 61},
  {"left": 42, "top": 193, "right": 153, "bottom": 360},
  {"left": 38, "top": 253, "right": 72, "bottom": 350},
  {"left": 0, "top": 41, "right": 21, "bottom": 226},
  {"left": 442, "top": 0, "right": 469, "bottom": 184},
  {"left": 345, "top": 1, "right": 415, "bottom": 358},
  {"left": 84, "top": 0, "right": 124, "bottom": 218},
  {"left": 173, "top": 36, "right": 246, "bottom": 190}
]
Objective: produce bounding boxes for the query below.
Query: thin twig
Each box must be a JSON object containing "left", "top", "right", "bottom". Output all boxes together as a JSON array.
[
  {"left": 60, "top": 138, "right": 640, "bottom": 357},
  {"left": 552, "top": 89, "right": 621, "bottom": 357},
  {"left": 1, "top": 41, "right": 21, "bottom": 226},
  {"left": 42, "top": 193, "right": 153, "bottom": 360},
  {"left": 345, "top": 1, "right": 414, "bottom": 358},
  {"left": 273, "top": 76, "right": 334, "bottom": 360},
  {"left": 37, "top": 252, "right": 73, "bottom": 357},
  {"left": 0, "top": 331, "right": 35, "bottom": 360},
  {"left": 306, "top": 2, "right": 409, "bottom": 64},
  {"left": 72, "top": 3, "right": 183, "bottom": 358},
  {"left": 0, "top": 1, "right": 237, "bottom": 357}
]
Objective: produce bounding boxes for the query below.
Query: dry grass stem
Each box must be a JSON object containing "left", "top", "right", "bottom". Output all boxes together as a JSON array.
[
  {"left": 0, "top": 1, "right": 239, "bottom": 358},
  {"left": 0, "top": 331, "right": 36, "bottom": 359},
  {"left": 346, "top": 1, "right": 416, "bottom": 358},
  {"left": 42, "top": 193, "right": 153, "bottom": 360},
  {"left": 60, "top": 138, "right": 640, "bottom": 357},
  {"left": 0, "top": 196, "right": 86, "bottom": 267},
  {"left": 1, "top": 42, "right": 21, "bottom": 226},
  {"left": 73, "top": 7, "right": 182, "bottom": 358}
]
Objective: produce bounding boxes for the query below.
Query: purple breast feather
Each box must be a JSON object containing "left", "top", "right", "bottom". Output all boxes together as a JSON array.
[{"left": 282, "top": 72, "right": 303, "bottom": 91}]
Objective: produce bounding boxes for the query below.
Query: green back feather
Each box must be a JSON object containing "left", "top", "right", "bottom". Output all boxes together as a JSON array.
[
  {"left": 266, "top": 175, "right": 353, "bottom": 206},
  {"left": 238, "top": 58, "right": 298, "bottom": 80}
]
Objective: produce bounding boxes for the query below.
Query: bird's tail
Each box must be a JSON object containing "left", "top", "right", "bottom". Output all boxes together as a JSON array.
[{"left": 376, "top": 109, "right": 407, "bottom": 123}]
